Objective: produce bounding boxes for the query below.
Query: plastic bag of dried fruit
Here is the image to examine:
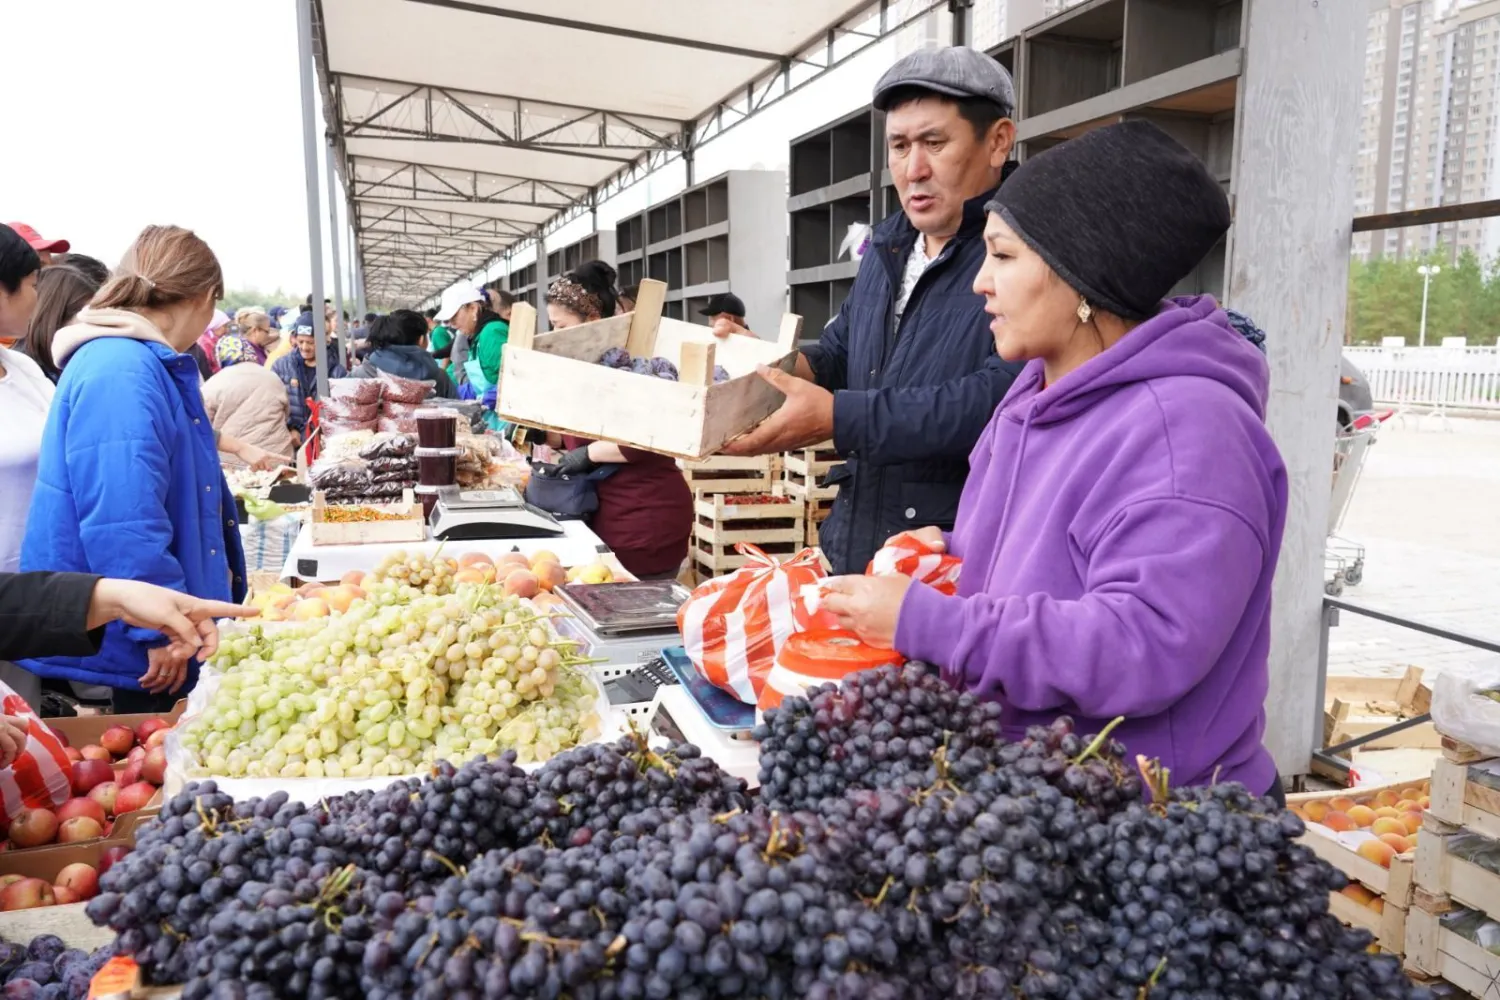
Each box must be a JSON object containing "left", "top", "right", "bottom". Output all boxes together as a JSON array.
[
  {"left": 0, "top": 685, "right": 73, "bottom": 826},
  {"left": 678, "top": 545, "right": 838, "bottom": 705}
]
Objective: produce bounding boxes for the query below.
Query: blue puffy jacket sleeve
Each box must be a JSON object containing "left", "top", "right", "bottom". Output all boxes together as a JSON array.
[
  {"left": 830, "top": 355, "right": 1022, "bottom": 466},
  {"left": 63, "top": 370, "right": 184, "bottom": 649}
]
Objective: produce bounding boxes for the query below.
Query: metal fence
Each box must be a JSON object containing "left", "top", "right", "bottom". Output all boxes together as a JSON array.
[{"left": 1344, "top": 345, "right": 1500, "bottom": 410}]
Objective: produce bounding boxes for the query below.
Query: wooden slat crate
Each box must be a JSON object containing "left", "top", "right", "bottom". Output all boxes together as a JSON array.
[
  {"left": 691, "top": 493, "right": 804, "bottom": 580},
  {"left": 497, "top": 280, "right": 804, "bottom": 460},
  {"left": 1428, "top": 754, "right": 1500, "bottom": 839},
  {"left": 1329, "top": 884, "right": 1409, "bottom": 955},
  {"left": 1403, "top": 890, "right": 1500, "bottom": 992},
  {"left": 783, "top": 469, "right": 839, "bottom": 502},
  {"left": 1324, "top": 668, "right": 1438, "bottom": 752},
  {"left": 805, "top": 497, "right": 835, "bottom": 547},
  {"left": 682, "top": 454, "right": 779, "bottom": 496},
  {"left": 781, "top": 442, "right": 839, "bottom": 480},
  {"left": 309, "top": 490, "right": 426, "bottom": 546},
  {"left": 691, "top": 537, "right": 803, "bottom": 578}
]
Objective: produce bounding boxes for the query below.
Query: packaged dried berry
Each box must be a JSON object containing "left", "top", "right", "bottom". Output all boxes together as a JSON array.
[
  {"left": 328, "top": 377, "right": 382, "bottom": 405},
  {"left": 375, "top": 370, "right": 435, "bottom": 404},
  {"left": 359, "top": 432, "right": 418, "bottom": 460}
]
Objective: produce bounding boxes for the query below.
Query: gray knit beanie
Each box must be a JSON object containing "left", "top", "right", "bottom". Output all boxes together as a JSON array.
[{"left": 985, "top": 121, "right": 1230, "bottom": 321}]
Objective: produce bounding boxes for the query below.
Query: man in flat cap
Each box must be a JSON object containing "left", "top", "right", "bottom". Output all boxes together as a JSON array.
[{"left": 723, "top": 47, "right": 1024, "bottom": 574}]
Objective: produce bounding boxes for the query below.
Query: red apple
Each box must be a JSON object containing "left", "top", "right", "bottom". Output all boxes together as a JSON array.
[
  {"left": 126, "top": 746, "right": 146, "bottom": 764},
  {"left": 51, "top": 728, "right": 69, "bottom": 748},
  {"left": 53, "top": 862, "right": 99, "bottom": 900},
  {"left": 141, "top": 747, "right": 167, "bottom": 786},
  {"left": 6, "top": 808, "right": 58, "bottom": 849},
  {"left": 98, "top": 845, "right": 131, "bottom": 875},
  {"left": 87, "top": 782, "right": 119, "bottom": 817},
  {"left": 52, "top": 885, "right": 81, "bottom": 905},
  {"left": 79, "top": 745, "right": 111, "bottom": 763},
  {"left": 70, "top": 759, "right": 113, "bottom": 797},
  {"left": 100, "top": 726, "right": 136, "bottom": 757},
  {"left": 135, "top": 718, "right": 170, "bottom": 745},
  {"left": 0, "top": 875, "right": 22, "bottom": 888},
  {"left": 0, "top": 877, "right": 54, "bottom": 910},
  {"left": 144, "top": 729, "right": 168, "bottom": 751},
  {"left": 119, "top": 761, "right": 142, "bottom": 787},
  {"left": 57, "top": 816, "right": 103, "bottom": 844},
  {"left": 57, "top": 797, "right": 107, "bottom": 827},
  {"left": 114, "top": 782, "right": 156, "bottom": 816},
  {"left": 62, "top": 747, "right": 81, "bottom": 764}
]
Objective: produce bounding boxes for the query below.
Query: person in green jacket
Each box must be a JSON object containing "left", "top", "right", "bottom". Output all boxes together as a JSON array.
[{"left": 435, "top": 285, "right": 508, "bottom": 390}]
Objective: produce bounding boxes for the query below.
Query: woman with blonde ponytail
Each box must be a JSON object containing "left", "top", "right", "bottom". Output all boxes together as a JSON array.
[{"left": 19, "top": 225, "right": 252, "bottom": 712}]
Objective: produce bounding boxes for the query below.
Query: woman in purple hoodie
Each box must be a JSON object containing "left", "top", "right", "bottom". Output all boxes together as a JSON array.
[{"left": 823, "top": 121, "right": 1288, "bottom": 801}]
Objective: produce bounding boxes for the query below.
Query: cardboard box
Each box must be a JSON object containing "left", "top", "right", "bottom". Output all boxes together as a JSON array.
[{"left": 42, "top": 702, "right": 185, "bottom": 751}]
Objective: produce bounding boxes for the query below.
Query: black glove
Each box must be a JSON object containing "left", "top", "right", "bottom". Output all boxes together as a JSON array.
[{"left": 555, "top": 445, "right": 598, "bottom": 477}]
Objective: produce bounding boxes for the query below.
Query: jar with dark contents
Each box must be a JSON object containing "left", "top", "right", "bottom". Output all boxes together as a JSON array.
[
  {"left": 414, "top": 407, "right": 459, "bottom": 449},
  {"left": 415, "top": 484, "right": 455, "bottom": 520},
  {"left": 415, "top": 446, "right": 462, "bottom": 487}
]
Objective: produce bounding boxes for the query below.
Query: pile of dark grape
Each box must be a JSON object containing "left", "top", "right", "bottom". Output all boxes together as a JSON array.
[
  {"left": 598, "top": 347, "right": 730, "bottom": 384},
  {"left": 81, "top": 669, "right": 1429, "bottom": 1000},
  {"left": 0, "top": 933, "right": 114, "bottom": 999}
]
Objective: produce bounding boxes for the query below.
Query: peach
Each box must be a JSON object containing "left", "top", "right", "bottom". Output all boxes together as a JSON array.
[
  {"left": 269, "top": 593, "right": 298, "bottom": 612},
  {"left": 1372, "top": 807, "right": 1400, "bottom": 820},
  {"left": 1401, "top": 812, "right": 1423, "bottom": 835},
  {"left": 340, "top": 570, "right": 366, "bottom": 587},
  {"left": 1329, "top": 797, "right": 1357, "bottom": 814},
  {"left": 1378, "top": 833, "right": 1409, "bottom": 852},
  {"left": 498, "top": 552, "right": 530, "bottom": 570},
  {"left": 1395, "top": 799, "right": 1419, "bottom": 813},
  {"left": 1374, "top": 790, "right": 1400, "bottom": 808},
  {"left": 1418, "top": 795, "right": 1430, "bottom": 810},
  {"left": 1356, "top": 839, "right": 1397, "bottom": 868},
  {"left": 1403, "top": 834, "right": 1420, "bottom": 853},
  {"left": 502, "top": 569, "right": 540, "bottom": 599},
  {"left": 1340, "top": 884, "right": 1375, "bottom": 905},
  {"left": 1347, "top": 805, "right": 1377, "bottom": 828},
  {"left": 292, "top": 597, "right": 330, "bottom": 620},
  {"left": 529, "top": 550, "right": 560, "bottom": 567},
  {"left": 452, "top": 568, "right": 489, "bottom": 586},
  {"left": 1322, "top": 811, "right": 1357, "bottom": 832},
  {"left": 1302, "top": 801, "right": 1330, "bottom": 823},
  {"left": 1370, "top": 817, "right": 1408, "bottom": 838},
  {"left": 535, "top": 561, "right": 567, "bottom": 592},
  {"left": 458, "top": 553, "right": 494, "bottom": 569},
  {"left": 297, "top": 582, "right": 327, "bottom": 597},
  {"left": 325, "top": 585, "right": 365, "bottom": 614},
  {"left": 1400, "top": 787, "right": 1425, "bottom": 801}
]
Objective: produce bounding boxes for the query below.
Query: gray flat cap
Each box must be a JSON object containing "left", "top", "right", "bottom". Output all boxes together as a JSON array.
[{"left": 873, "top": 46, "right": 1016, "bottom": 117}]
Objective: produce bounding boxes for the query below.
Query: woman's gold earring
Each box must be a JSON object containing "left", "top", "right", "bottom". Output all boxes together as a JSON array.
[{"left": 1076, "top": 299, "right": 1093, "bottom": 324}]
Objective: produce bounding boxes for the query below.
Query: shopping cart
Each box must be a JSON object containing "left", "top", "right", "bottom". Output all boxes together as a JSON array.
[{"left": 1324, "top": 410, "right": 1393, "bottom": 595}]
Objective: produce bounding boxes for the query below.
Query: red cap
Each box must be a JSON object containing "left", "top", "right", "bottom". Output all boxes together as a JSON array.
[{"left": 5, "top": 222, "right": 70, "bottom": 254}]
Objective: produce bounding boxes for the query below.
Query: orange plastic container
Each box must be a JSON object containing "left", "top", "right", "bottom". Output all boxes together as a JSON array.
[{"left": 758, "top": 629, "right": 904, "bottom": 711}]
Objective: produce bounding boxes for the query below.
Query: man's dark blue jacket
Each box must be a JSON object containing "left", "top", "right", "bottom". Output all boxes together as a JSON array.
[{"left": 801, "top": 183, "right": 1023, "bottom": 575}]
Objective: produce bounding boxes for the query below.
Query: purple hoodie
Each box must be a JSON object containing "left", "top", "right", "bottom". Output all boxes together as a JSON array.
[{"left": 895, "top": 295, "right": 1287, "bottom": 793}]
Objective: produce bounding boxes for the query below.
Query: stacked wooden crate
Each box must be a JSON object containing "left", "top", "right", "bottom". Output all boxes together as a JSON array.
[
  {"left": 1324, "top": 669, "right": 1439, "bottom": 755},
  {"left": 1288, "top": 780, "right": 1423, "bottom": 957},
  {"left": 1403, "top": 741, "right": 1500, "bottom": 992},
  {"left": 690, "top": 491, "right": 805, "bottom": 581},
  {"left": 781, "top": 441, "right": 839, "bottom": 547},
  {"left": 682, "top": 454, "right": 780, "bottom": 497}
]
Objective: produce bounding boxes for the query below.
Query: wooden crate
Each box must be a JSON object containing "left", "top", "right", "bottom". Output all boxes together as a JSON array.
[
  {"left": 1404, "top": 897, "right": 1500, "bottom": 991},
  {"left": 1324, "top": 668, "right": 1438, "bottom": 752},
  {"left": 804, "top": 497, "right": 834, "bottom": 547},
  {"left": 1329, "top": 885, "right": 1409, "bottom": 955},
  {"left": 308, "top": 490, "right": 426, "bottom": 546},
  {"left": 497, "top": 280, "right": 803, "bottom": 460},
  {"left": 694, "top": 493, "right": 804, "bottom": 547},
  {"left": 783, "top": 469, "right": 839, "bottom": 502},
  {"left": 682, "top": 454, "right": 778, "bottom": 496},
  {"left": 1429, "top": 756, "right": 1500, "bottom": 839},
  {"left": 781, "top": 442, "right": 839, "bottom": 480},
  {"left": 690, "top": 536, "right": 803, "bottom": 578}
]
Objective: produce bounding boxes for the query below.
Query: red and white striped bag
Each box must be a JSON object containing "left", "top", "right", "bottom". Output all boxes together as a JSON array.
[
  {"left": 869, "top": 531, "right": 963, "bottom": 594},
  {"left": 0, "top": 688, "right": 73, "bottom": 827},
  {"left": 677, "top": 544, "right": 838, "bottom": 705}
]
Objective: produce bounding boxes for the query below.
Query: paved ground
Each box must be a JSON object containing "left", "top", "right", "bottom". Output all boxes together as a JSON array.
[{"left": 1326, "top": 415, "right": 1500, "bottom": 678}]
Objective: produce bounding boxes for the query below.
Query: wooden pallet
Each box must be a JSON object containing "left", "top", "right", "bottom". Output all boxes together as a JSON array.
[
  {"left": 1324, "top": 668, "right": 1437, "bottom": 752},
  {"left": 682, "top": 454, "right": 779, "bottom": 496}
]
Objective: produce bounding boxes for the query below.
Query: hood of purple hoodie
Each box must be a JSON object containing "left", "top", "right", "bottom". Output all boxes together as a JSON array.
[{"left": 894, "top": 294, "right": 1286, "bottom": 794}]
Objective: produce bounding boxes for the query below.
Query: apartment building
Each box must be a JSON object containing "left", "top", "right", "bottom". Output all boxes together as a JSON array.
[{"left": 1354, "top": 0, "right": 1500, "bottom": 262}]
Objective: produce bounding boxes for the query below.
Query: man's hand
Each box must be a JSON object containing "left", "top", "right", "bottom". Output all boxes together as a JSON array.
[
  {"left": 820, "top": 574, "right": 913, "bottom": 649},
  {"left": 720, "top": 366, "right": 836, "bottom": 457},
  {"left": 90, "top": 579, "right": 258, "bottom": 661},
  {"left": 140, "top": 645, "right": 190, "bottom": 695},
  {"left": 886, "top": 526, "right": 946, "bottom": 552},
  {"left": 0, "top": 716, "right": 30, "bottom": 769}
]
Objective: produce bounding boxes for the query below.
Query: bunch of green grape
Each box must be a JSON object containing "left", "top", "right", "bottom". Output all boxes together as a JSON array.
[
  {"left": 184, "top": 588, "right": 602, "bottom": 779},
  {"left": 369, "top": 549, "right": 459, "bottom": 596}
]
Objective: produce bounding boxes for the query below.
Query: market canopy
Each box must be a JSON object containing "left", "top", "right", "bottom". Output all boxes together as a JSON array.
[{"left": 314, "top": 0, "right": 897, "bottom": 305}]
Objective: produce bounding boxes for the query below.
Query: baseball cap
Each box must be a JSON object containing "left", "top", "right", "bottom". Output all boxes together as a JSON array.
[
  {"left": 872, "top": 46, "right": 1016, "bottom": 118},
  {"left": 6, "top": 222, "right": 70, "bottom": 254},
  {"left": 435, "top": 284, "right": 484, "bottom": 323},
  {"left": 699, "top": 293, "right": 747, "bottom": 318}
]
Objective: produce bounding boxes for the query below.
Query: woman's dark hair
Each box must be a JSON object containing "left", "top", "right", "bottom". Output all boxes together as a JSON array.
[
  {"left": 54, "top": 253, "right": 110, "bottom": 286},
  {"left": 493, "top": 288, "right": 517, "bottom": 309},
  {"left": 367, "top": 309, "right": 429, "bottom": 350},
  {"left": 423, "top": 307, "right": 438, "bottom": 320},
  {"left": 0, "top": 225, "right": 41, "bottom": 295},
  {"left": 572, "top": 260, "right": 618, "bottom": 318},
  {"left": 25, "top": 265, "right": 99, "bottom": 379}
]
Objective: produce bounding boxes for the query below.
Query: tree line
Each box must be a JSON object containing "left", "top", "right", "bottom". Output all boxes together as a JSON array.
[{"left": 1346, "top": 249, "right": 1500, "bottom": 346}]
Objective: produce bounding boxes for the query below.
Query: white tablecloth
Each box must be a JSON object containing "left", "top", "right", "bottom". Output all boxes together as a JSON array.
[{"left": 278, "top": 519, "right": 608, "bottom": 581}]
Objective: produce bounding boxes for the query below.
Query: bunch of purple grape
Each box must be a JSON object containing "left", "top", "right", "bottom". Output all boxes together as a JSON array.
[{"left": 597, "top": 347, "right": 729, "bottom": 383}]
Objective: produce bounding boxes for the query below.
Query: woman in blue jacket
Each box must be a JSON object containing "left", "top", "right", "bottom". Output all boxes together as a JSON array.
[{"left": 21, "top": 225, "right": 247, "bottom": 713}]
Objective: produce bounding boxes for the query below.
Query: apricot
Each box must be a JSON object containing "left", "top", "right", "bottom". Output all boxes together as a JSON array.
[
  {"left": 1356, "top": 839, "right": 1397, "bottom": 868},
  {"left": 1378, "top": 833, "right": 1409, "bottom": 852},
  {"left": 1400, "top": 786, "right": 1425, "bottom": 801},
  {"left": 1374, "top": 790, "right": 1399, "bottom": 808},
  {"left": 1400, "top": 812, "right": 1423, "bottom": 835},
  {"left": 1329, "top": 797, "right": 1357, "bottom": 814},
  {"left": 1418, "top": 795, "right": 1430, "bottom": 810},
  {"left": 458, "top": 552, "right": 494, "bottom": 569},
  {"left": 1302, "top": 801, "right": 1331, "bottom": 823},
  {"left": 325, "top": 585, "right": 365, "bottom": 614},
  {"left": 529, "top": 550, "right": 560, "bottom": 568},
  {"left": 1322, "top": 811, "right": 1357, "bottom": 832},
  {"left": 292, "top": 598, "right": 330, "bottom": 620},
  {"left": 1402, "top": 835, "right": 1419, "bottom": 853},
  {"left": 452, "top": 568, "right": 489, "bottom": 586},
  {"left": 503, "top": 569, "right": 540, "bottom": 599},
  {"left": 1347, "top": 805, "right": 1377, "bottom": 828},
  {"left": 1371, "top": 807, "right": 1400, "bottom": 820},
  {"left": 340, "top": 570, "right": 366, "bottom": 587},
  {"left": 535, "top": 560, "right": 567, "bottom": 592},
  {"left": 1340, "top": 884, "right": 1375, "bottom": 905},
  {"left": 498, "top": 552, "right": 530, "bottom": 570},
  {"left": 1370, "top": 817, "right": 1407, "bottom": 837},
  {"left": 298, "top": 583, "right": 327, "bottom": 598},
  {"left": 1395, "top": 799, "right": 1418, "bottom": 813}
]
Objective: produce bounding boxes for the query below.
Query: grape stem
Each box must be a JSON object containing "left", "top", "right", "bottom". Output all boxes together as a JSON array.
[
  {"left": 1072, "top": 716, "right": 1126, "bottom": 766},
  {"left": 423, "top": 851, "right": 466, "bottom": 879},
  {"left": 1137, "top": 956, "right": 1169, "bottom": 998},
  {"left": 1136, "top": 755, "right": 1173, "bottom": 807}
]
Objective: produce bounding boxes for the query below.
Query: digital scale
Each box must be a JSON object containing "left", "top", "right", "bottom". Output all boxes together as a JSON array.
[
  {"left": 551, "top": 579, "right": 688, "bottom": 668},
  {"left": 429, "top": 487, "right": 565, "bottom": 540}
]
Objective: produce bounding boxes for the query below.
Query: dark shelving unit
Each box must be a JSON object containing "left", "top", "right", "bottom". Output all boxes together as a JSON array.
[{"left": 506, "top": 262, "right": 538, "bottom": 308}]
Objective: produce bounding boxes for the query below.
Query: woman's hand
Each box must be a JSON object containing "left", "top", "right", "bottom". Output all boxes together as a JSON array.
[
  {"left": 139, "top": 645, "right": 190, "bottom": 695},
  {"left": 820, "top": 574, "right": 913, "bottom": 649},
  {"left": 238, "top": 442, "right": 283, "bottom": 471},
  {"left": 885, "top": 526, "right": 946, "bottom": 551},
  {"left": 0, "top": 716, "right": 30, "bottom": 769},
  {"left": 90, "top": 579, "right": 258, "bottom": 661}
]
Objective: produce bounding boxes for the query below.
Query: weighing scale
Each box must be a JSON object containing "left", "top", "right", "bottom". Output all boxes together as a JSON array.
[
  {"left": 429, "top": 487, "right": 565, "bottom": 540},
  {"left": 550, "top": 579, "right": 688, "bottom": 667}
]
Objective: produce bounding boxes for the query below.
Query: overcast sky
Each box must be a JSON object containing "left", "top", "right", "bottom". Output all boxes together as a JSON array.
[{"left": 2, "top": 0, "right": 340, "bottom": 297}]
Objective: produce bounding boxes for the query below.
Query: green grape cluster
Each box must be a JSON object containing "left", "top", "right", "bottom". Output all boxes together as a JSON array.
[
  {"left": 368, "top": 549, "right": 459, "bottom": 596},
  {"left": 183, "top": 588, "right": 603, "bottom": 779}
]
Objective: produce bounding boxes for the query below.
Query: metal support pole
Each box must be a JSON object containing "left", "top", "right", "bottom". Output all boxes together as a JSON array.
[
  {"left": 353, "top": 247, "right": 367, "bottom": 319},
  {"left": 325, "top": 142, "right": 347, "bottom": 366},
  {"left": 948, "top": 0, "right": 972, "bottom": 47},
  {"left": 296, "top": 0, "right": 329, "bottom": 400}
]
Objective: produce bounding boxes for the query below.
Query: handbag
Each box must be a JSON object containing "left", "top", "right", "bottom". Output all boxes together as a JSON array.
[{"left": 524, "top": 461, "right": 620, "bottom": 519}]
